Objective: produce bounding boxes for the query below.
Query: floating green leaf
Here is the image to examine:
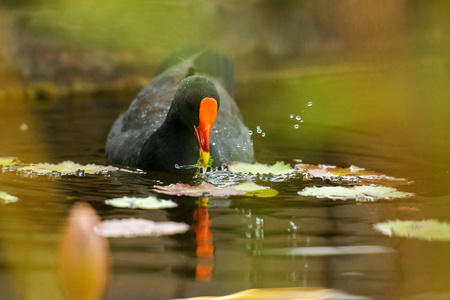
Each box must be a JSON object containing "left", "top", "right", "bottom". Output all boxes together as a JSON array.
[
  {"left": 298, "top": 185, "right": 414, "bottom": 201},
  {"left": 233, "top": 182, "right": 278, "bottom": 198},
  {"left": 373, "top": 219, "right": 450, "bottom": 241},
  {"left": 154, "top": 181, "right": 244, "bottom": 197},
  {"left": 228, "top": 161, "right": 294, "bottom": 175},
  {"left": 296, "top": 164, "right": 410, "bottom": 186},
  {"left": 17, "top": 160, "right": 119, "bottom": 176},
  {"left": 95, "top": 218, "right": 190, "bottom": 238},
  {"left": 105, "top": 196, "right": 177, "bottom": 210},
  {"left": 0, "top": 191, "right": 18, "bottom": 204}
]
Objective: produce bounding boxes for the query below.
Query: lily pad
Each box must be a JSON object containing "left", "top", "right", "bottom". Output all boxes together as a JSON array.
[
  {"left": 373, "top": 219, "right": 450, "bottom": 241},
  {"left": 233, "top": 182, "right": 278, "bottom": 198},
  {"left": 298, "top": 185, "right": 414, "bottom": 201},
  {"left": 0, "top": 191, "right": 18, "bottom": 204},
  {"left": 94, "top": 218, "right": 190, "bottom": 238},
  {"left": 154, "top": 181, "right": 244, "bottom": 197},
  {"left": 228, "top": 161, "right": 294, "bottom": 175},
  {"left": 105, "top": 196, "right": 177, "bottom": 210},
  {"left": 17, "top": 160, "right": 119, "bottom": 176},
  {"left": 296, "top": 164, "right": 409, "bottom": 186}
]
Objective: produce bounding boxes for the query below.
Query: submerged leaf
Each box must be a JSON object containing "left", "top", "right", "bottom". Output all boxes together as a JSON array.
[
  {"left": 0, "top": 191, "right": 18, "bottom": 204},
  {"left": 233, "top": 182, "right": 278, "bottom": 198},
  {"left": 298, "top": 185, "right": 414, "bottom": 201},
  {"left": 17, "top": 160, "right": 119, "bottom": 176},
  {"left": 373, "top": 219, "right": 450, "bottom": 241},
  {"left": 95, "top": 218, "right": 189, "bottom": 238},
  {"left": 105, "top": 196, "right": 177, "bottom": 210},
  {"left": 296, "top": 164, "right": 410, "bottom": 186},
  {"left": 154, "top": 181, "right": 244, "bottom": 197},
  {"left": 228, "top": 161, "right": 294, "bottom": 175},
  {"left": 171, "top": 287, "right": 370, "bottom": 300}
]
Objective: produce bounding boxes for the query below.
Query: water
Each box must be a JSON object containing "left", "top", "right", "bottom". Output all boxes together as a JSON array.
[{"left": 1, "top": 67, "right": 450, "bottom": 300}]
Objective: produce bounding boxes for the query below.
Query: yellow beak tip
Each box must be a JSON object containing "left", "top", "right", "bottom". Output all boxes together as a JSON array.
[{"left": 202, "top": 151, "right": 210, "bottom": 167}]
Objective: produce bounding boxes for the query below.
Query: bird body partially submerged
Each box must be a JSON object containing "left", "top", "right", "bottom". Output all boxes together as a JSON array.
[{"left": 105, "top": 47, "right": 254, "bottom": 173}]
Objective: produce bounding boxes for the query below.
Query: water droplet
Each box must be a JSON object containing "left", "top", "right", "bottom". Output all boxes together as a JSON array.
[
  {"left": 307, "top": 101, "right": 313, "bottom": 107},
  {"left": 237, "top": 144, "right": 241, "bottom": 148},
  {"left": 289, "top": 114, "right": 294, "bottom": 119},
  {"left": 294, "top": 124, "right": 299, "bottom": 129},
  {"left": 257, "top": 128, "right": 262, "bottom": 134},
  {"left": 295, "top": 115, "right": 301, "bottom": 121},
  {"left": 256, "top": 125, "right": 261, "bottom": 130},
  {"left": 248, "top": 130, "right": 253, "bottom": 135},
  {"left": 261, "top": 132, "right": 266, "bottom": 137}
]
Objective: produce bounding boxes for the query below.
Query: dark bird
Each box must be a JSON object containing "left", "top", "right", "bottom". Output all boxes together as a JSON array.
[{"left": 105, "top": 47, "right": 254, "bottom": 173}]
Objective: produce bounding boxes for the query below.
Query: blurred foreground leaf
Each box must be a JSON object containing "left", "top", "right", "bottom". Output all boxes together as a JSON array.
[
  {"left": 58, "top": 203, "right": 110, "bottom": 300},
  {"left": 95, "top": 218, "right": 190, "bottom": 238},
  {"left": 171, "top": 287, "right": 370, "bottom": 300},
  {"left": 228, "top": 161, "right": 294, "bottom": 175},
  {"left": 105, "top": 196, "right": 177, "bottom": 210},
  {"left": 298, "top": 186, "right": 414, "bottom": 201},
  {"left": 373, "top": 219, "right": 450, "bottom": 241},
  {"left": 296, "top": 164, "right": 410, "bottom": 186}
]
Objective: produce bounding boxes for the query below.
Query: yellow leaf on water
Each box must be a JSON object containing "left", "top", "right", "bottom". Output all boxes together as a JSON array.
[{"left": 233, "top": 182, "right": 278, "bottom": 198}]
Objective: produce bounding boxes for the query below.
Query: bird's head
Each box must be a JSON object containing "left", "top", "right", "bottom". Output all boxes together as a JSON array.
[{"left": 173, "top": 75, "right": 220, "bottom": 173}]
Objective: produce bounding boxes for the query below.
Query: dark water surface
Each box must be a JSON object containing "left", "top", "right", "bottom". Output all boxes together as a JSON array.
[{"left": 1, "top": 68, "right": 450, "bottom": 300}]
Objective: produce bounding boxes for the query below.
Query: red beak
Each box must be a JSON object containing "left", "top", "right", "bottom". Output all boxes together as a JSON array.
[{"left": 194, "top": 97, "right": 218, "bottom": 167}]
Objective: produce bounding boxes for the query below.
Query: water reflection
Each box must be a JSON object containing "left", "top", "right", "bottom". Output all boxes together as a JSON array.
[{"left": 193, "top": 197, "right": 214, "bottom": 281}]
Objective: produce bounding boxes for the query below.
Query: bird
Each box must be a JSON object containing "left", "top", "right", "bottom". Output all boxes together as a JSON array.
[{"left": 105, "top": 47, "right": 254, "bottom": 173}]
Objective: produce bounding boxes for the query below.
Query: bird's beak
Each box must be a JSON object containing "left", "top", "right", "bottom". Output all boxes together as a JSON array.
[{"left": 194, "top": 97, "right": 218, "bottom": 173}]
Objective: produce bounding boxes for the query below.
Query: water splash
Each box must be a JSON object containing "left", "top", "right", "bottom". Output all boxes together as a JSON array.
[{"left": 174, "top": 163, "right": 197, "bottom": 170}]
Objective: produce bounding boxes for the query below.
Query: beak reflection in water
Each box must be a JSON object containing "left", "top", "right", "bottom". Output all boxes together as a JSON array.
[{"left": 193, "top": 196, "right": 214, "bottom": 281}]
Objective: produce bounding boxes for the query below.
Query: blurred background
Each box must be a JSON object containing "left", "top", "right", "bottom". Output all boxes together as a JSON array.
[{"left": 1, "top": 0, "right": 448, "bottom": 95}]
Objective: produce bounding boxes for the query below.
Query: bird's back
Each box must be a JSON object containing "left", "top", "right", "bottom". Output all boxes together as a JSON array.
[{"left": 105, "top": 47, "right": 254, "bottom": 170}]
